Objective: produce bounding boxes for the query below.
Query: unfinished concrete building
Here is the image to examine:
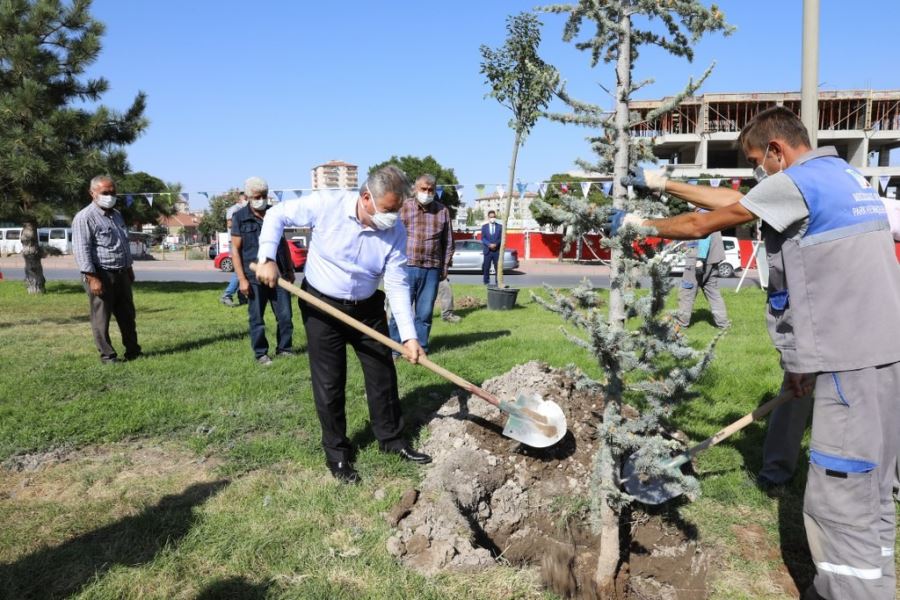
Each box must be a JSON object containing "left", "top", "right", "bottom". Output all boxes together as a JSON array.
[{"left": 628, "top": 90, "right": 900, "bottom": 194}]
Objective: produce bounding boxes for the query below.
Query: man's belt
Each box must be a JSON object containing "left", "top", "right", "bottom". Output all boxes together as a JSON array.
[{"left": 302, "top": 280, "right": 372, "bottom": 306}]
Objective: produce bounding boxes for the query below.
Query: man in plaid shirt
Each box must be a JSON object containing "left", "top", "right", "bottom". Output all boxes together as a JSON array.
[{"left": 388, "top": 174, "right": 453, "bottom": 354}]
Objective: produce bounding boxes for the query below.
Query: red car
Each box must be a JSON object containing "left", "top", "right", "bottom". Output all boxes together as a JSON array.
[{"left": 214, "top": 240, "right": 307, "bottom": 272}]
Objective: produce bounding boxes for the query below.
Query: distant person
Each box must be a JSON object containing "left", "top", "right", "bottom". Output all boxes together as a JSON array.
[
  {"left": 388, "top": 174, "right": 453, "bottom": 354},
  {"left": 437, "top": 278, "right": 461, "bottom": 323},
  {"left": 220, "top": 193, "right": 247, "bottom": 307},
  {"left": 674, "top": 214, "right": 730, "bottom": 329},
  {"left": 231, "top": 177, "right": 294, "bottom": 365},
  {"left": 72, "top": 175, "right": 141, "bottom": 364},
  {"left": 255, "top": 166, "right": 430, "bottom": 485},
  {"left": 481, "top": 210, "right": 502, "bottom": 285}
]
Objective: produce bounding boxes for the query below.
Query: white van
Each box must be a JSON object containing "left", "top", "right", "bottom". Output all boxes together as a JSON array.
[
  {"left": 37, "top": 227, "right": 73, "bottom": 254},
  {"left": 661, "top": 235, "right": 743, "bottom": 278},
  {"left": 0, "top": 228, "right": 23, "bottom": 255}
]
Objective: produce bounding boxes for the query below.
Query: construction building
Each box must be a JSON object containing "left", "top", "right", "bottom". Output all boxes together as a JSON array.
[
  {"left": 310, "top": 160, "right": 358, "bottom": 190},
  {"left": 627, "top": 89, "right": 900, "bottom": 195}
]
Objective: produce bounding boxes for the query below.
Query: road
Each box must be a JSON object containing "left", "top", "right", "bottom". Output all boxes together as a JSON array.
[{"left": 0, "top": 256, "right": 762, "bottom": 290}]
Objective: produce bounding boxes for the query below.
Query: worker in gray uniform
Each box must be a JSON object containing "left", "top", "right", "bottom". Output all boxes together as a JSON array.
[
  {"left": 621, "top": 106, "right": 900, "bottom": 600},
  {"left": 674, "top": 220, "right": 730, "bottom": 329}
]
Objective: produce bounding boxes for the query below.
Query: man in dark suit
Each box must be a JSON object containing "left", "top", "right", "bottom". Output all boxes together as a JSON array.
[{"left": 481, "top": 210, "right": 502, "bottom": 285}]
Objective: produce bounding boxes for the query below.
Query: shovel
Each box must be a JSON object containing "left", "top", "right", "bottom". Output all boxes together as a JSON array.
[
  {"left": 621, "top": 389, "right": 795, "bottom": 505},
  {"left": 250, "top": 265, "right": 567, "bottom": 448}
]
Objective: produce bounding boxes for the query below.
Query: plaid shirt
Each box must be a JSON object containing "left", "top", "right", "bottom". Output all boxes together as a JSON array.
[
  {"left": 72, "top": 201, "right": 132, "bottom": 273},
  {"left": 398, "top": 198, "right": 453, "bottom": 272}
]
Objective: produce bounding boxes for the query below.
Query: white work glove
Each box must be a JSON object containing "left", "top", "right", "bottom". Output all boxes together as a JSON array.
[
  {"left": 621, "top": 167, "right": 668, "bottom": 193},
  {"left": 623, "top": 213, "right": 646, "bottom": 229},
  {"left": 695, "top": 260, "right": 704, "bottom": 269}
]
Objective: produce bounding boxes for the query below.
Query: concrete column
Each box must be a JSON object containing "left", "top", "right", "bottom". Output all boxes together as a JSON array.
[
  {"left": 879, "top": 148, "right": 891, "bottom": 167},
  {"left": 801, "top": 0, "right": 820, "bottom": 147},
  {"left": 847, "top": 138, "right": 869, "bottom": 168},
  {"left": 697, "top": 137, "right": 709, "bottom": 170}
]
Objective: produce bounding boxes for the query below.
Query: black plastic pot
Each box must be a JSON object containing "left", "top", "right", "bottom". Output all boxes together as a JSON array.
[{"left": 486, "top": 285, "right": 519, "bottom": 310}]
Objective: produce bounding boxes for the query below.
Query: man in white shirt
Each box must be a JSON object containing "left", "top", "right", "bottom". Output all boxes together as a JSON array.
[{"left": 255, "top": 166, "right": 430, "bottom": 484}]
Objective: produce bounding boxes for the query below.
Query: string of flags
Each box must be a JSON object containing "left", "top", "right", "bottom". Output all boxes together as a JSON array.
[{"left": 113, "top": 175, "right": 893, "bottom": 208}]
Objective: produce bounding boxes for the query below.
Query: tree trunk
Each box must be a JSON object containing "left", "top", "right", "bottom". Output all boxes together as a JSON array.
[
  {"left": 21, "top": 220, "right": 46, "bottom": 294},
  {"left": 595, "top": 8, "right": 633, "bottom": 594},
  {"left": 497, "top": 129, "right": 522, "bottom": 289}
]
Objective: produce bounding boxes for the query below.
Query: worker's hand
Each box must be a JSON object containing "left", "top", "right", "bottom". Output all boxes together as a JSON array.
[
  {"left": 621, "top": 167, "right": 667, "bottom": 193},
  {"left": 254, "top": 260, "right": 280, "bottom": 289},
  {"left": 695, "top": 260, "right": 705, "bottom": 269},
  {"left": 86, "top": 274, "right": 103, "bottom": 296},
  {"left": 784, "top": 372, "right": 815, "bottom": 399},
  {"left": 402, "top": 339, "right": 425, "bottom": 364},
  {"left": 284, "top": 269, "right": 295, "bottom": 284},
  {"left": 127, "top": 267, "right": 135, "bottom": 283},
  {"left": 238, "top": 276, "right": 251, "bottom": 297}
]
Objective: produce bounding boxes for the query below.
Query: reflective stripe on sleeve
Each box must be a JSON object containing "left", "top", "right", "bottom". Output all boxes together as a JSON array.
[
  {"left": 883, "top": 547, "right": 894, "bottom": 557},
  {"left": 816, "top": 562, "right": 882, "bottom": 580}
]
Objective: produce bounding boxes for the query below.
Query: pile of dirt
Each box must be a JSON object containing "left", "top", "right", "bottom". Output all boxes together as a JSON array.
[
  {"left": 454, "top": 295, "right": 485, "bottom": 310},
  {"left": 387, "top": 361, "right": 708, "bottom": 599}
]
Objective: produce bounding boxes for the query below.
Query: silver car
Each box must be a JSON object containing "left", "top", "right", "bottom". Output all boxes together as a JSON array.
[{"left": 448, "top": 239, "right": 519, "bottom": 273}]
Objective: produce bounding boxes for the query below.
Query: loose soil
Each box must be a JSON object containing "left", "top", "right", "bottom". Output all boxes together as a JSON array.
[{"left": 387, "top": 361, "right": 709, "bottom": 599}]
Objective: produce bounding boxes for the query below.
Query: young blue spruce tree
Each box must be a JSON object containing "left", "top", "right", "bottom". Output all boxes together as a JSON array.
[{"left": 531, "top": 1, "right": 732, "bottom": 592}]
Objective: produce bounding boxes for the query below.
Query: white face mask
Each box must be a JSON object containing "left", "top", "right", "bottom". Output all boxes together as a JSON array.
[
  {"left": 96, "top": 194, "right": 117, "bottom": 209},
  {"left": 250, "top": 198, "right": 267, "bottom": 210},
  {"left": 364, "top": 186, "right": 399, "bottom": 230},
  {"left": 489, "top": 217, "right": 496, "bottom": 224},
  {"left": 416, "top": 191, "right": 434, "bottom": 205},
  {"left": 753, "top": 145, "right": 782, "bottom": 183}
]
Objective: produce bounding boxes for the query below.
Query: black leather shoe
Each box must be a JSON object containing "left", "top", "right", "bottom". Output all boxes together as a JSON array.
[
  {"left": 382, "top": 444, "right": 432, "bottom": 464},
  {"left": 326, "top": 460, "right": 360, "bottom": 484}
]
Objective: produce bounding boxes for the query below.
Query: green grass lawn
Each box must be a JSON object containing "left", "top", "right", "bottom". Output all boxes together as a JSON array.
[{"left": 0, "top": 278, "right": 887, "bottom": 599}]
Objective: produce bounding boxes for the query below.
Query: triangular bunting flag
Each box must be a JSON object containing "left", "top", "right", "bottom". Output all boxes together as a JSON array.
[
  {"left": 538, "top": 183, "right": 547, "bottom": 198},
  {"left": 125, "top": 194, "right": 134, "bottom": 207},
  {"left": 198, "top": 192, "right": 209, "bottom": 199},
  {"left": 602, "top": 181, "right": 613, "bottom": 195},
  {"left": 475, "top": 184, "right": 485, "bottom": 197},
  {"left": 293, "top": 189, "right": 304, "bottom": 198},
  {"left": 880, "top": 176, "right": 891, "bottom": 192},
  {"left": 436, "top": 185, "right": 444, "bottom": 199},
  {"left": 273, "top": 190, "right": 284, "bottom": 201},
  {"left": 560, "top": 183, "right": 569, "bottom": 194},
  {"left": 731, "top": 178, "right": 742, "bottom": 191},
  {"left": 516, "top": 182, "right": 527, "bottom": 198},
  {"left": 687, "top": 179, "right": 698, "bottom": 186},
  {"left": 496, "top": 185, "right": 505, "bottom": 199},
  {"left": 179, "top": 193, "right": 189, "bottom": 203},
  {"left": 147, "top": 195, "right": 153, "bottom": 206},
  {"left": 455, "top": 184, "right": 464, "bottom": 191},
  {"left": 580, "top": 182, "right": 592, "bottom": 197},
  {"left": 709, "top": 178, "right": 721, "bottom": 188}
]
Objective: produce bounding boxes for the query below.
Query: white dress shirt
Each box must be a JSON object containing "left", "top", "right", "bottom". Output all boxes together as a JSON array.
[{"left": 257, "top": 190, "right": 417, "bottom": 342}]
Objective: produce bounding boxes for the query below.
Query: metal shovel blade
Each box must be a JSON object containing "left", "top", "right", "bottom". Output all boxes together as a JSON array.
[
  {"left": 621, "top": 447, "right": 690, "bottom": 505},
  {"left": 500, "top": 393, "right": 567, "bottom": 448}
]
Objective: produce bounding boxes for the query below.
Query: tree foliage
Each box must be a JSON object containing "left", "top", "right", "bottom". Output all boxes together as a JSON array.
[
  {"left": 117, "top": 171, "right": 176, "bottom": 227},
  {"left": 368, "top": 155, "right": 461, "bottom": 217},
  {"left": 0, "top": 0, "right": 148, "bottom": 292},
  {"left": 531, "top": 1, "right": 732, "bottom": 591},
  {"left": 480, "top": 11, "right": 558, "bottom": 286}
]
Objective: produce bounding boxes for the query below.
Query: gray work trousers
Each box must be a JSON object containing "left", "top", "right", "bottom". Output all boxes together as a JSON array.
[
  {"left": 804, "top": 363, "right": 900, "bottom": 599},
  {"left": 676, "top": 261, "right": 730, "bottom": 328},
  {"left": 437, "top": 278, "right": 454, "bottom": 318},
  {"left": 82, "top": 269, "right": 140, "bottom": 361}
]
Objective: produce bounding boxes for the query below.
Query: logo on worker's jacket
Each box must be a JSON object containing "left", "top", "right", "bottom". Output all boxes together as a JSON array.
[{"left": 845, "top": 168, "right": 873, "bottom": 190}]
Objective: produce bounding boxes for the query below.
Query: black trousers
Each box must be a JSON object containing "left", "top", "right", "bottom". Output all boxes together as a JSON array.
[
  {"left": 82, "top": 269, "right": 140, "bottom": 361},
  {"left": 299, "top": 281, "right": 405, "bottom": 463}
]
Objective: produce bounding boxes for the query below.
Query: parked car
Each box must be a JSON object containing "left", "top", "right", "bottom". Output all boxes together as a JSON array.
[
  {"left": 214, "top": 240, "right": 307, "bottom": 273},
  {"left": 448, "top": 239, "right": 519, "bottom": 273},
  {"left": 661, "top": 235, "right": 742, "bottom": 278}
]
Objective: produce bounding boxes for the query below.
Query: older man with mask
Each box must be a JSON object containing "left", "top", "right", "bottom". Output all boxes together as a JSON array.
[
  {"left": 387, "top": 173, "right": 453, "bottom": 354},
  {"left": 72, "top": 175, "right": 141, "bottom": 364},
  {"left": 621, "top": 106, "right": 900, "bottom": 600},
  {"left": 231, "top": 177, "right": 294, "bottom": 366},
  {"left": 256, "top": 165, "right": 430, "bottom": 484}
]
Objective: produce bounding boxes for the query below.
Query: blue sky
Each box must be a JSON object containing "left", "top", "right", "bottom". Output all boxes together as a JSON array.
[{"left": 87, "top": 0, "right": 900, "bottom": 209}]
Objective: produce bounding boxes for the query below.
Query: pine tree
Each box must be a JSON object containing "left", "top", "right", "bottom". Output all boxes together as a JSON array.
[
  {"left": 531, "top": 1, "right": 732, "bottom": 592},
  {"left": 0, "top": 0, "right": 148, "bottom": 293},
  {"left": 479, "top": 12, "right": 558, "bottom": 287}
]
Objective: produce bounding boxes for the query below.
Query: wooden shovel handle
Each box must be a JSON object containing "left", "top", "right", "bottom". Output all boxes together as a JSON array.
[
  {"left": 685, "top": 389, "right": 796, "bottom": 459},
  {"left": 250, "top": 264, "right": 503, "bottom": 408}
]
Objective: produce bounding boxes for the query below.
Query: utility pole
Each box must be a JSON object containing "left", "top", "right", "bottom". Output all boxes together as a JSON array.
[{"left": 801, "top": 0, "right": 820, "bottom": 147}]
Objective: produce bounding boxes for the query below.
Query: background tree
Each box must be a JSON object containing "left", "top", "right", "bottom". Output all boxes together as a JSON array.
[
  {"left": 480, "top": 11, "right": 558, "bottom": 288},
  {"left": 531, "top": 1, "right": 732, "bottom": 592},
  {"left": 117, "top": 171, "right": 176, "bottom": 228},
  {"left": 198, "top": 190, "right": 241, "bottom": 241},
  {"left": 368, "top": 154, "right": 461, "bottom": 217},
  {"left": 0, "top": 0, "right": 148, "bottom": 293},
  {"left": 530, "top": 173, "right": 612, "bottom": 230}
]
